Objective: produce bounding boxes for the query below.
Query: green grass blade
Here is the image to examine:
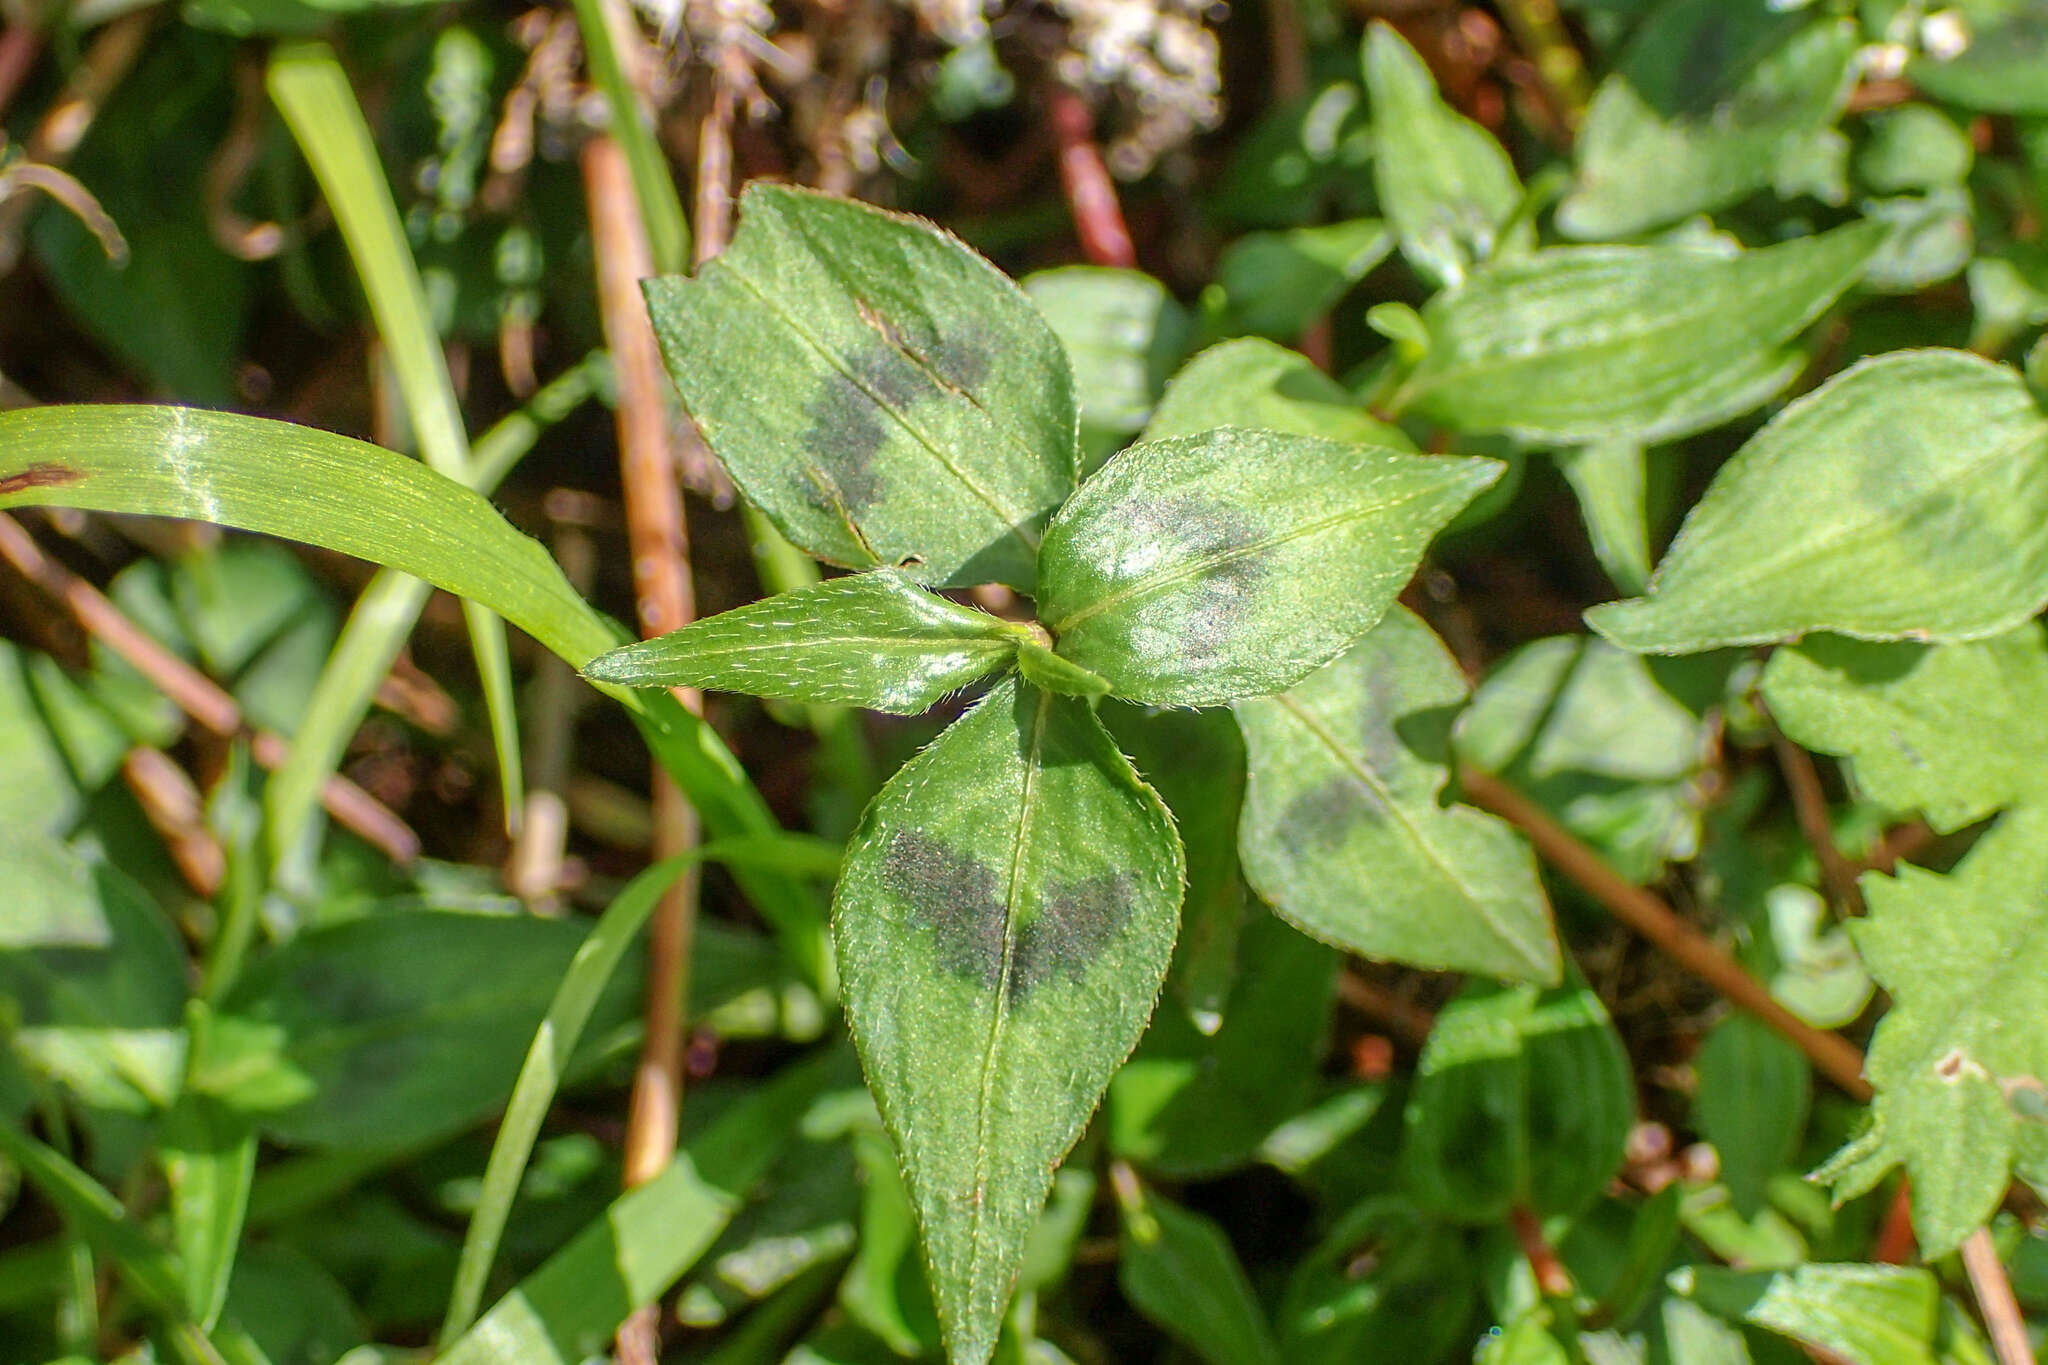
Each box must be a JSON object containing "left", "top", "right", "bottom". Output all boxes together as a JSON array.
[
  {"left": 567, "top": 0, "right": 689, "bottom": 275},
  {"left": 438, "top": 1044, "right": 856, "bottom": 1365},
  {"left": 264, "top": 356, "right": 604, "bottom": 867},
  {"left": 0, "top": 403, "right": 829, "bottom": 982},
  {"left": 267, "top": 39, "right": 524, "bottom": 825},
  {"left": 0, "top": 1123, "right": 188, "bottom": 1319},
  {"left": 438, "top": 833, "right": 842, "bottom": 1345}
]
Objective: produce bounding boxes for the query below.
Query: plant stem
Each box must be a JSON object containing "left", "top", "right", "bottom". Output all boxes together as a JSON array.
[
  {"left": 1768, "top": 725, "right": 1866, "bottom": 916},
  {"left": 1459, "top": 768, "right": 1871, "bottom": 1100},
  {"left": 1046, "top": 83, "right": 1136, "bottom": 268},
  {"left": 1963, "top": 1225, "right": 2036, "bottom": 1365}
]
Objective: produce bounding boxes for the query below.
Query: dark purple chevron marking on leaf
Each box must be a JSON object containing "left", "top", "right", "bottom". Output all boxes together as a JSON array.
[{"left": 880, "top": 830, "right": 1133, "bottom": 1003}]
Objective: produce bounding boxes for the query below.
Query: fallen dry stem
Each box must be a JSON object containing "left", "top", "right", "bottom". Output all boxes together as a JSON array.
[{"left": 1963, "top": 1225, "right": 2038, "bottom": 1365}]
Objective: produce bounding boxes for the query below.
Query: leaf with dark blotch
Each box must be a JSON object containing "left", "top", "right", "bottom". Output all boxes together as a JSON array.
[
  {"left": 1235, "top": 607, "right": 1559, "bottom": 983},
  {"left": 1589, "top": 350, "right": 2048, "bottom": 654},
  {"left": 643, "top": 185, "right": 1080, "bottom": 592},
  {"left": 582, "top": 570, "right": 1018, "bottom": 714},
  {"left": 834, "top": 676, "right": 1183, "bottom": 1365},
  {"left": 1038, "top": 428, "right": 1498, "bottom": 707}
]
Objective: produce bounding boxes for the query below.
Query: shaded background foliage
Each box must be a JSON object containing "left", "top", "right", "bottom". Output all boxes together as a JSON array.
[{"left": 4, "top": 0, "right": 2048, "bottom": 1362}]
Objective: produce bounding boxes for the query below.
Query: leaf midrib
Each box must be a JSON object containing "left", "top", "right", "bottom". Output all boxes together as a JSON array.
[
  {"left": 1048, "top": 483, "right": 1452, "bottom": 635},
  {"left": 1272, "top": 691, "right": 1547, "bottom": 972},
  {"left": 719, "top": 263, "right": 1044, "bottom": 557},
  {"left": 628, "top": 633, "right": 1015, "bottom": 663}
]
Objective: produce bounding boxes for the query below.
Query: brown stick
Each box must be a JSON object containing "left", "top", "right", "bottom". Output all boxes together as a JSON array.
[
  {"left": 584, "top": 134, "right": 703, "bottom": 1365},
  {"left": 1769, "top": 726, "right": 1865, "bottom": 916},
  {"left": 1335, "top": 970, "right": 1436, "bottom": 1048},
  {"left": 1962, "top": 1225, "right": 2037, "bottom": 1365},
  {"left": 0, "top": 25, "right": 44, "bottom": 125},
  {"left": 0, "top": 512, "right": 421, "bottom": 864},
  {"left": 1511, "top": 1204, "right": 1574, "bottom": 1299},
  {"left": 1460, "top": 768, "right": 1871, "bottom": 1101},
  {"left": 1046, "top": 83, "right": 1136, "bottom": 269}
]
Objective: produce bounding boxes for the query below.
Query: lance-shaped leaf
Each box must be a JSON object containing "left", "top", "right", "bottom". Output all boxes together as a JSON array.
[
  {"left": 1761, "top": 624, "right": 2048, "bottom": 834},
  {"left": 1816, "top": 811, "right": 2048, "bottom": 1258},
  {"left": 1388, "top": 222, "right": 1884, "bottom": 446},
  {"left": 1364, "top": 22, "right": 1528, "bottom": 290},
  {"left": 582, "top": 570, "right": 1018, "bottom": 714},
  {"left": 643, "top": 184, "right": 1079, "bottom": 592},
  {"left": 1037, "top": 429, "right": 1499, "bottom": 707},
  {"left": 1234, "top": 607, "right": 1558, "bottom": 982},
  {"left": 1589, "top": 350, "right": 2048, "bottom": 654},
  {"left": 834, "top": 676, "right": 1183, "bottom": 1365},
  {"left": 1142, "top": 338, "right": 1412, "bottom": 449}
]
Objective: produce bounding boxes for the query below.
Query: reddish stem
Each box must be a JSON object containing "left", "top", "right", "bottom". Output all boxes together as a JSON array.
[{"left": 1047, "top": 84, "right": 1135, "bottom": 269}]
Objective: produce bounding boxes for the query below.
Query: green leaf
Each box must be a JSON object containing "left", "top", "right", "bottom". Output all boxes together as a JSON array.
[
  {"left": 1213, "top": 219, "right": 1393, "bottom": 340},
  {"left": 1556, "top": 441, "right": 1653, "bottom": 596},
  {"left": 1671, "top": 1263, "right": 1939, "bottom": 1365},
  {"left": 441, "top": 836, "right": 838, "bottom": 1345},
  {"left": 1117, "top": 1184, "right": 1281, "bottom": 1365},
  {"left": 1235, "top": 607, "right": 1559, "bottom": 982},
  {"left": 1277, "top": 1196, "right": 1476, "bottom": 1365},
  {"left": 438, "top": 1046, "right": 856, "bottom": 1365},
  {"left": 1101, "top": 704, "right": 1250, "bottom": 1031},
  {"left": 1761, "top": 624, "right": 2048, "bottom": 834},
  {"left": 210, "top": 910, "right": 640, "bottom": 1147},
  {"left": 1038, "top": 430, "right": 1498, "bottom": 706},
  {"left": 220, "top": 1243, "right": 366, "bottom": 1365},
  {"left": 583, "top": 570, "right": 1018, "bottom": 713},
  {"left": 0, "top": 642, "right": 97, "bottom": 837},
  {"left": 1817, "top": 811, "right": 2048, "bottom": 1257},
  {"left": 1862, "top": 191, "right": 1974, "bottom": 294},
  {"left": 1364, "top": 22, "right": 1528, "bottom": 289},
  {"left": 840, "top": 1124, "right": 942, "bottom": 1357},
  {"left": 1454, "top": 635, "right": 1710, "bottom": 883},
  {"left": 1694, "top": 1013, "right": 1811, "bottom": 1220},
  {"left": 1400, "top": 976, "right": 1633, "bottom": 1222},
  {"left": 644, "top": 185, "right": 1079, "bottom": 591},
  {"left": 1389, "top": 223, "right": 1884, "bottom": 446},
  {"left": 1013, "top": 639, "right": 1111, "bottom": 698},
  {"left": 1142, "top": 338, "right": 1412, "bottom": 449},
  {"left": 1022, "top": 266, "right": 1192, "bottom": 463},
  {"left": 0, "top": 403, "right": 827, "bottom": 982},
  {"left": 1109, "top": 910, "right": 1335, "bottom": 1178},
  {"left": 1859, "top": 107, "right": 1975, "bottom": 194},
  {"left": 159, "top": 1090, "right": 257, "bottom": 1330},
  {"left": 1558, "top": 19, "right": 1859, "bottom": 239},
  {"left": 0, "top": 828, "right": 188, "bottom": 1112},
  {"left": 1909, "top": 1, "right": 2048, "bottom": 114},
  {"left": 833, "top": 677, "right": 1183, "bottom": 1365},
  {"left": 1587, "top": 350, "right": 2048, "bottom": 653}
]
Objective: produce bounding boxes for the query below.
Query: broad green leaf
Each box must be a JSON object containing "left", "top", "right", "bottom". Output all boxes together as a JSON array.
[
  {"left": 1671, "top": 1263, "right": 1939, "bottom": 1365},
  {"left": 644, "top": 185, "right": 1079, "bottom": 590},
  {"left": 841, "top": 1124, "right": 942, "bottom": 1356},
  {"left": 1909, "top": 0, "right": 2048, "bottom": 114},
  {"left": 1022, "top": 266, "right": 1191, "bottom": 463},
  {"left": 1588, "top": 351, "right": 2048, "bottom": 653},
  {"left": 1556, "top": 441, "right": 1653, "bottom": 595},
  {"left": 1364, "top": 22, "right": 1528, "bottom": 289},
  {"left": 1108, "top": 909, "right": 1334, "bottom": 1177},
  {"left": 1663, "top": 1297, "right": 1755, "bottom": 1365},
  {"left": 220, "top": 1243, "right": 366, "bottom": 1365},
  {"left": 1859, "top": 106, "right": 1975, "bottom": 194},
  {"left": 441, "top": 836, "right": 838, "bottom": 1344},
  {"left": 1141, "top": 338, "right": 1412, "bottom": 449},
  {"left": 439, "top": 1045, "right": 856, "bottom": 1365},
  {"left": 0, "top": 828, "right": 188, "bottom": 1112},
  {"left": 159, "top": 1090, "right": 257, "bottom": 1330},
  {"left": 1277, "top": 1196, "right": 1476, "bottom": 1365},
  {"left": 1557, "top": 19, "right": 1858, "bottom": 239},
  {"left": 1388, "top": 222, "right": 1884, "bottom": 446},
  {"left": 1817, "top": 811, "right": 2048, "bottom": 1257},
  {"left": 1400, "top": 977, "right": 1633, "bottom": 1222},
  {"left": 1117, "top": 1185, "right": 1280, "bottom": 1365},
  {"left": 0, "top": 403, "right": 826, "bottom": 981},
  {"left": 1038, "top": 431, "right": 1498, "bottom": 706},
  {"left": 1694, "top": 1014, "right": 1811, "bottom": 1219},
  {"left": 1213, "top": 218, "right": 1393, "bottom": 340},
  {"left": 1862, "top": 191, "right": 1974, "bottom": 293},
  {"left": 833, "top": 677, "right": 1183, "bottom": 1365},
  {"left": 1235, "top": 607, "right": 1559, "bottom": 982},
  {"left": 1761, "top": 624, "right": 2048, "bottom": 833},
  {"left": 583, "top": 570, "right": 1018, "bottom": 713},
  {"left": 1101, "top": 703, "right": 1250, "bottom": 1031},
  {"left": 0, "top": 642, "right": 92, "bottom": 837},
  {"left": 1454, "top": 635, "right": 1710, "bottom": 883},
  {"left": 210, "top": 910, "right": 641, "bottom": 1147}
]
